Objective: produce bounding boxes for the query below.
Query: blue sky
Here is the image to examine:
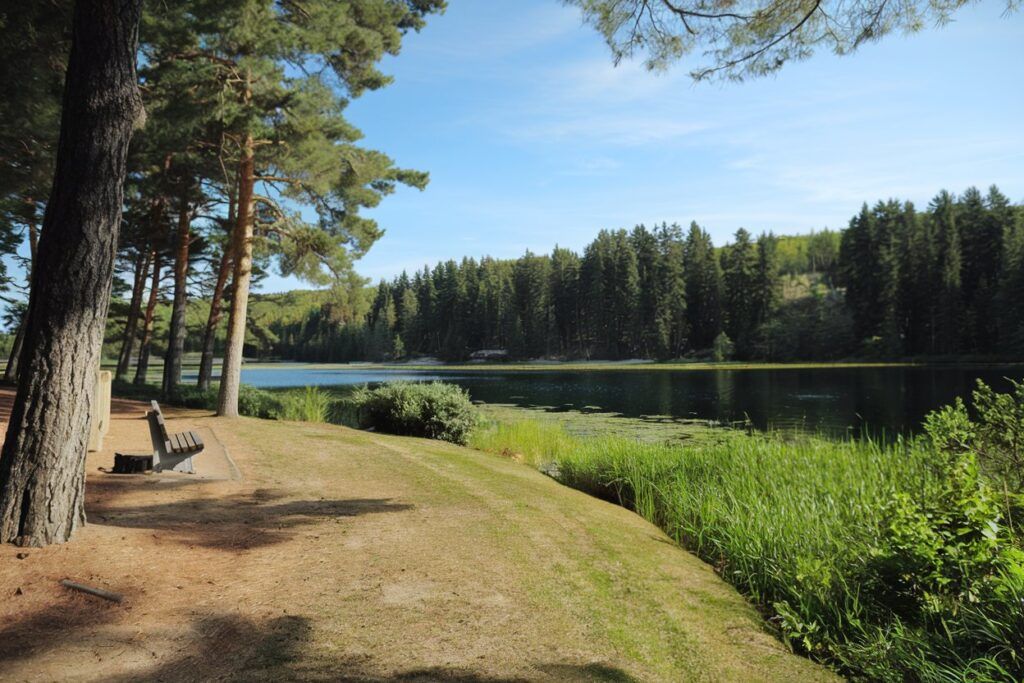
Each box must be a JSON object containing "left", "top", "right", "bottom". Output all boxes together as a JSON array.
[
  {"left": 2, "top": 1, "right": 1020, "bottom": 301},
  {"left": 286, "top": 0, "right": 1019, "bottom": 291}
]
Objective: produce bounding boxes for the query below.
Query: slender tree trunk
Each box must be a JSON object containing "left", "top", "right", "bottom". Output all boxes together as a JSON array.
[
  {"left": 4, "top": 206, "right": 41, "bottom": 383},
  {"left": 161, "top": 190, "right": 192, "bottom": 396},
  {"left": 3, "top": 321, "right": 26, "bottom": 384},
  {"left": 134, "top": 252, "right": 162, "bottom": 386},
  {"left": 115, "top": 248, "right": 149, "bottom": 381},
  {"left": 0, "top": 0, "right": 143, "bottom": 547},
  {"left": 216, "top": 133, "right": 255, "bottom": 417},
  {"left": 198, "top": 248, "right": 233, "bottom": 391},
  {"left": 197, "top": 186, "right": 235, "bottom": 391}
]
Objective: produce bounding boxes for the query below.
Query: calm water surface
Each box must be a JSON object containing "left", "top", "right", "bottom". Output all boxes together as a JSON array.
[{"left": 220, "top": 364, "right": 1024, "bottom": 436}]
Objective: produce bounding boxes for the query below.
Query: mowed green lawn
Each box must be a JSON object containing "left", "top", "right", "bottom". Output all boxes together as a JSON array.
[{"left": 216, "top": 417, "right": 836, "bottom": 681}]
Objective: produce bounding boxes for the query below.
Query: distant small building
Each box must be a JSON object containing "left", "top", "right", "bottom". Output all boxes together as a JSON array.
[{"left": 469, "top": 349, "right": 509, "bottom": 362}]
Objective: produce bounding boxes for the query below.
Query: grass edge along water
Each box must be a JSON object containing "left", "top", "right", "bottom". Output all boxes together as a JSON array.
[{"left": 470, "top": 390, "right": 1024, "bottom": 682}]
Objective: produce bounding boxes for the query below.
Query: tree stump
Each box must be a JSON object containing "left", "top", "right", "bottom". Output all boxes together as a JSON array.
[{"left": 112, "top": 453, "right": 152, "bottom": 474}]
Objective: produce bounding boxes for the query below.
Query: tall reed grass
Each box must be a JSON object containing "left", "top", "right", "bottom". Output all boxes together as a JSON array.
[
  {"left": 470, "top": 420, "right": 1023, "bottom": 681},
  {"left": 275, "top": 386, "right": 334, "bottom": 423}
]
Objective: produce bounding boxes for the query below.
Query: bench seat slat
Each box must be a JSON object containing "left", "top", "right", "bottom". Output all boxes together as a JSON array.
[{"left": 188, "top": 431, "right": 204, "bottom": 449}]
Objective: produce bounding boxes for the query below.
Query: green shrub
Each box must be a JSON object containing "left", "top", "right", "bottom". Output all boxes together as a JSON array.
[
  {"left": 348, "top": 382, "right": 478, "bottom": 444},
  {"left": 277, "top": 386, "right": 333, "bottom": 423},
  {"left": 169, "top": 385, "right": 218, "bottom": 410},
  {"left": 236, "top": 384, "right": 282, "bottom": 419}
]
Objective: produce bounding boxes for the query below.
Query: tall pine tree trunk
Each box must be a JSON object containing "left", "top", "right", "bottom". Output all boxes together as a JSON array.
[
  {"left": 0, "top": 0, "right": 143, "bottom": 547},
  {"left": 216, "top": 133, "right": 255, "bottom": 417},
  {"left": 197, "top": 248, "right": 232, "bottom": 391},
  {"left": 114, "top": 248, "right": 150, "bottom": 381},
  {"left": 161, "top": 190, "right": 192, "bottom": 396},
  {"left": 134, "top": 252, "right": 162, "bottom": 386}
]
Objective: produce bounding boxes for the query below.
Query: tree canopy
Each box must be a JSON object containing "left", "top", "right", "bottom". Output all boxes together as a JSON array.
[{"left": 566, "top": 0, "right": 1017, "bottom": 80}]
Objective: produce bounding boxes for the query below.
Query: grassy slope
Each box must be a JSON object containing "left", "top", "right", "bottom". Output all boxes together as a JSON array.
[
  {"left": 229, "top": 418, "right": 835, "bottom": 681},
  {"left": 1, "top": 399, "right": 834, "bottom": 682}
]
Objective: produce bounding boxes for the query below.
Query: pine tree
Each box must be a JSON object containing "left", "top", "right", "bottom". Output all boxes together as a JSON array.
[
  {"left": 998, "top": 206, "right": 1024, "bottom": 354},
  {"left": 146, "top": 0, "right": 449, "bottom": 416},
  {"left": 549, "top": 246, "right": 581, "bottom": 357},
  {"left": 655, "top": 223, "right": 687, "bottom": 358},
  {"left": 513, "top": 252, "right": 551, "bottom": 358},
  {"left": 683, "top": 222, "right": 722, "bottom": 350},
  {"left": 930, "top": 190, "right": 963, "bottom": 354},
  {"left": 721, "top": 228, "right": 760, "bottom": 357},
  {"left": 631, "top": 225, "right": 664, "bottom": 357}
]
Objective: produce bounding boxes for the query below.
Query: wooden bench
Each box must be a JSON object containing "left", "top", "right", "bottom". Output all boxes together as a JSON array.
[{"left": 147, "top": 400, "right": 204, "bottom": 473}]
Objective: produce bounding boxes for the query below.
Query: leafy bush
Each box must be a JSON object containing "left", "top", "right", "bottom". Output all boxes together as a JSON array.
[
  {"left": 971, "top": 379, "right": 1024, "bottom": 497},
  {"left": 348, "top": 382, "right": 478, "bottom": 444},
  {"left": 170, "top": 385, "right": 218, "bottom": 410},
  {"left": 236, "top": 384, "right": 282, "bottom": 419}
]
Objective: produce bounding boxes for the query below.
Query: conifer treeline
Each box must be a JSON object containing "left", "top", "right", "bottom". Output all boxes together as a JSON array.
[
  {"left": 271, "top": 185, "right": 1023, "bottom": 362},
  {"left": 839, "top": 186, "right": 1023, "bottom": 355}
]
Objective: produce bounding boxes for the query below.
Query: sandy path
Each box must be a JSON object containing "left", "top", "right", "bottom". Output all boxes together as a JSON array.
[{"left": 0, "top": 390, "right": 835, "bottom": 681}]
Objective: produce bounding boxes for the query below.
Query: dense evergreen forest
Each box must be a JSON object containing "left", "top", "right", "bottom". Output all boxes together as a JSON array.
[{"left": 217, "top": 185, "right": 1022, "bottom": 363}]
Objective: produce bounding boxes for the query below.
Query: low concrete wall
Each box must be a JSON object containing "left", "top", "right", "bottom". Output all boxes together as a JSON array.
[{"left": 88, "top": 370, "right": 111, "bottom": 452}]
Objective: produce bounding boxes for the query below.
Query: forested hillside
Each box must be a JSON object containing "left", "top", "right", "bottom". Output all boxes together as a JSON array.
[{"left": 99, "top": 185, "right": 1023, "bottom": 365}]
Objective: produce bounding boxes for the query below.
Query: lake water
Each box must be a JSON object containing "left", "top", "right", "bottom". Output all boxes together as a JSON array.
[{"left": 201, "top": 363, "right": 1024, "bottom": 436}]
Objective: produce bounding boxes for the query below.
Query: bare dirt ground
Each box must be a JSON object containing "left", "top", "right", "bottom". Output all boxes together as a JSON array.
[{"left": 0, "top": 388, "right": 835, "bottom": 682}]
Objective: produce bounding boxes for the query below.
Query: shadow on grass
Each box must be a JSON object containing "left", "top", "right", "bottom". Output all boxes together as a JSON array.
[
  {"left": 0, "top": 599, "right": 121, "bottom": 665},
  {"left": 87, "top": 484, "right": 413, "bottom": 551},
  {"left": 102, "top": 611, "right": 639, "bottom": 682}
]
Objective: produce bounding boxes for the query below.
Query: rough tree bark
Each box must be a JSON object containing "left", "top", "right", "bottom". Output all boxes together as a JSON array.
[
  {"left": 114, "top": 248, "right": 150, "bottom": 381},
  {"left": 133, "top": 252, "right": 162, "bottom": 386},
  {"left": 216, "top": 132, "right": 255, "bottom": 417},
  {"left": 197, "top": 248, "right": 232, "bottom": 391},
  {"left": 0, "top": 0, "right": 143, "bottom": 546},
  {"left": 161, "top": 190, "right": 192, "bottom": 396}
]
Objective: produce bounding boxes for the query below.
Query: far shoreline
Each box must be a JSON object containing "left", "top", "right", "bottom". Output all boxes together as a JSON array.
[{"left": 213, "top": 358, "right": 1024, "bottom": 373}]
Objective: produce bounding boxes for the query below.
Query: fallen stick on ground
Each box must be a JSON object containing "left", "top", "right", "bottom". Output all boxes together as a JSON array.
[{"left": 60, "top": 579, "right": 123, "bottom": 603}]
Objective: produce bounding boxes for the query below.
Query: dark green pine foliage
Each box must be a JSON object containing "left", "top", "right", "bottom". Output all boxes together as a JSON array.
[
  {"left": 655, "top": 223, "right": 688, "bottom": 358},
  {"left": 549, "top": 246, "right": 581, "bottom": 356},
  {"left": 721, "top": 228, "right": 761, "bottom": 358},
  {"left": 838, "top": 204, "right": 879, "bottom": 342},
  {"left": 0, "top": 1, "right": 70, "bottom": 295},
  {"left": 683, "top": 222, "right": 722, "bottom": 349},
  {"left": 961, "top": 186, "right": 1011, "bottom": 353},
  {"left": 999, "top": 206, "right": 1024, "bottom": 354},
  {"left": 930, "top": 190, "right": 963, "bottom": 355},
  {"left": 258, "top": 186, "right": 1019, "bottom": 364},
  {"left": 580, "top": 231, "right": 611, "bottom": 356},
  {"left": 754, "top": 232, "right": 780, "bottom": 346},
  {"left": 872, "top": 200, "right": 904, "bottom": 354},
  {"left": 513, "top": 252, "right": 552, "bottom": 358},
  {"left": 631, "top": 225, "right": 664, "bottom": 357},
  {"left": 607, "top": 230, "right": 641, "bottom": 358},
  {"left": 897, "top": 201, "right": 934, "bottom": 355}
]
